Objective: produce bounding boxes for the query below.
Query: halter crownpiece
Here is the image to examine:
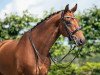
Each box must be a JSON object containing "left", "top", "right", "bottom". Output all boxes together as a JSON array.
[{"left": 64, "top": 16, "right": 75, "bottom": 19}]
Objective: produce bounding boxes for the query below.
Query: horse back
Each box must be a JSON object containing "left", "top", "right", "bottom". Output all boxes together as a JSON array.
[{"left": 0, "top": 40, "right": 18, "bottom": 75}]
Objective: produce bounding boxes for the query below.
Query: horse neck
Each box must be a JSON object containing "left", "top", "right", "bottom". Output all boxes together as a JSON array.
[{"left": 30, "top": 12, "right": 61, "bottom": 56}]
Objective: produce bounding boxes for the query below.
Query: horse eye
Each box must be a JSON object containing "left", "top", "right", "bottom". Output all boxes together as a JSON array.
[{"left": 66, "top": 21, "right": 71, "bottom": 25}]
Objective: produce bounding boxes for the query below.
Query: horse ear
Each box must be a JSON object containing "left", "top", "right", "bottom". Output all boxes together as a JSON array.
[
  {"left": 71, "top": 4, "right": 77, "bottom": 13},
  {"left": 64, "top": 4, "right": 69, "bottom": 13}
]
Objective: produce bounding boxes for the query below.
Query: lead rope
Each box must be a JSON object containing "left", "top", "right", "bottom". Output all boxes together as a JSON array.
[
  {"left": 50, "top": 45, "right": 83, "bottom": 68},
  {"left": 65, "top": 47, "right": 83, "bottom": 68},
  {"left": 58, "top": 45, "right": 76, "bottom": 62},
  {"left": 49, "top": 45, "right": 73, "bottom": 68},
  {"left": 29, "top": 29, "right": 41, "bottom": 75},
  {"left": 29, "top": 29, "right": 50, "bottom": 75}
]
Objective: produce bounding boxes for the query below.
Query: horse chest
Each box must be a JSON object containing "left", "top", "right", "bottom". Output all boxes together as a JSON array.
[{"left": 37, "top": 57, "right": 51, "bottom": 75}]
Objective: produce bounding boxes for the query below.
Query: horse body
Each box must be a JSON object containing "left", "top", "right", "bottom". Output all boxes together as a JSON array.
[
  {"left": 0, "top": 4, "right": 85, "bottom": 75},
  {"left": 0, "top": 12, "right": 60, "bottom": 75}
]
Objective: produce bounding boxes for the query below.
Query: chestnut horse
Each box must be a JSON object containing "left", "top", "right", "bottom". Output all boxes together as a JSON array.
[{"left": 0, "top": 4, "right": 85, "bottom": 75}]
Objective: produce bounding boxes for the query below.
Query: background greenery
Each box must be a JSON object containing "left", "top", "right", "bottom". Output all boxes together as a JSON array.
[{"left": 0, "top": 6, "right": 100, "bottom": 75}]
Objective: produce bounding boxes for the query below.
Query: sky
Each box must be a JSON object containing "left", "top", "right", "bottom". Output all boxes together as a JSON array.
[{"left": 0, "top": 0, "right": 100, "bottom": 19}]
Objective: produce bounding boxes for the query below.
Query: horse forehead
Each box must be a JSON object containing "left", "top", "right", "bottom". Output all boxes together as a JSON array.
[
  {"left": 67, "top": 12, "right": 79, "bottom": 27},
  {"left": 66, "top": 11, "right": 74, "bottom": 16},
  {"left": 65, "top": 12, "right": 79, "bottom": 27}
]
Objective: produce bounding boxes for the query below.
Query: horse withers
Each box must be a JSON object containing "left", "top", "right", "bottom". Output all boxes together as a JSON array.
[{"left": 0, "top": 4, "right": 85, "bottom": 75}]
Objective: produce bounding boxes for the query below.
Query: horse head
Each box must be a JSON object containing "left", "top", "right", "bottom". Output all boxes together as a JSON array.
[{"left": 59, "top": 4, "right": 85, "bottom": 46}]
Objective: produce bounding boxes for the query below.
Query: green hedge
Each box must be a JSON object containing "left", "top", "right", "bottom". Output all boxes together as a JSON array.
[{"left": 48, "top": 62, "right": 100, "bottom": 75}]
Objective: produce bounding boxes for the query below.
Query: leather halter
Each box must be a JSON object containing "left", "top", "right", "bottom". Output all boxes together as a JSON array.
[{"left": 61, "top": 11, "right": 82, "bottom": 41}]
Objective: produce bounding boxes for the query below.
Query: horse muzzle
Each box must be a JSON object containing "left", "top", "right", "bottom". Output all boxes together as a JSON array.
[{"left": 72, "top": 35, "right": 86, "bottom": 46}]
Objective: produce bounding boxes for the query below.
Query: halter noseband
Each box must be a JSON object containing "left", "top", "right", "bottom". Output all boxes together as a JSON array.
[{"left": 61, "top": 11, "right": 82, "bottom": 41}]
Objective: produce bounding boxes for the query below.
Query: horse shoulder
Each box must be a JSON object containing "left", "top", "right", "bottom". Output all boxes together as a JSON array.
[{"left": 0, "top": 40, "right": 19, "bottom": 75}]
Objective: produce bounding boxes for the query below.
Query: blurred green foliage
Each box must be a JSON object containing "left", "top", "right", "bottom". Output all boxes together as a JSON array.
[{"left": 48, "top": 62, "right": 100, "bottom": 75}]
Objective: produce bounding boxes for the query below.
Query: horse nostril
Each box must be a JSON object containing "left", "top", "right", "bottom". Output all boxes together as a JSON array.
[
  {"left": 80, "top": 39, "right": 83, "bottom": 44},
  {"left": 78, "top": 39, "right": 85, "bottom": 45}
]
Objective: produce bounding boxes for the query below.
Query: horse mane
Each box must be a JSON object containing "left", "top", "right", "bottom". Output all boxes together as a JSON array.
[{"left": 31, "top": 10, "right": 63, "bottom": 29}]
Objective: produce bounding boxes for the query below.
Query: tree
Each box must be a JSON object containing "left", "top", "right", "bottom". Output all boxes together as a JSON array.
[{"left": 0, "top": 10, "right": 39, "bottom": 40}]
